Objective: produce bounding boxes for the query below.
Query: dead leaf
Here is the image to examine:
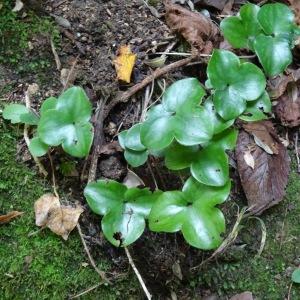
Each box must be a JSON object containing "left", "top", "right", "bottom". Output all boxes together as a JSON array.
[
  {"left": 113, "top": 45, "right": 137, "bottom": 83},
  {"left": 243, "top": 121, "right": 279, "bottom": 155},
  {"left": 275, "top": 81, "right": 300, "bottom": 128},
  {"left": 194, "top": 0, "right": 228, "bottom": 11},
  {"left": 221, "top": 0, "right": 234, "bottom": 15},
  {"left": 236, "top": 126, "right": 290, "bottom": 215},
  {"left": 243, "top": 150, "right": 255, "bottom": 170},
  {"left": 287, "top": 0, "right": 300, "bottom": 25},
  {"left": 34, "top": 194, "right": 83, "bottom": 240},
  {"left": 164, "top": 0, "right": 218, "bottom": 53},
  {"left": 172, "top": 261, "right": 183, "bottom": 280},
  {"left": 12, "top": 0, "right": 24, "bottom": 12},
  {"left": 230, "top": 292, "right": 253, "bottom": 300},
  {"left": 0, "top": 211, "right": 24, "bottom": 224},
  {"left": 123, "top": 169, "right": 145, "bottom": 188}
]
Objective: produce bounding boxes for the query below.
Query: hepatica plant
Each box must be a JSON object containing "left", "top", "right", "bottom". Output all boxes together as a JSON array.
[
  {"left": 84, "top": 51, "right": 273, "bottom": 250},
  {"left": 221, "top": 3, "right": 300, "bottom": 77},
  {"left": 2, "top": 86, "right": 94, "bottom": 158}
]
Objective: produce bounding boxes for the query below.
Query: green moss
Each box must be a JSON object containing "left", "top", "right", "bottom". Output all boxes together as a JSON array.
[
  {"left": 0, "top": 121, "right": 139, "bottom": 299},
  {"left": 197, "top": 162, "right": 300, "bottom": 299}
]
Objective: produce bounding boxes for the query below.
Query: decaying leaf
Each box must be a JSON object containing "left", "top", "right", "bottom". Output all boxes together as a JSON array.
[
  {"left": 12, "top": 0, "right": 24, "bottom": 12},
  {"left": 288, "top": 0, "right": 300, "bottom": 25},
  {"left": 243, "top": 121, "right": 279, "bottom": 155},
  {"left": 243, "top": 150, "right": 255, "bottom": 170},
  {"left": 194, "top": 0, "right": 227, "bottom": 11},
  {"left": 236, "top": 125, "right": 290, "bottom": 215},
  {"left": 230, "top": 292, "right": 254, "bottom": 300},
  {"left": 0, "top": 211, "right": 24, "bottom": 224},
  {"left": 113, "top": 45, "right": 137, "bottom": 83},
  {"left": 275, "top": 82, "right": 300, "bottom": 128},
  {"left": 34, "top": 194, "right": 83, "bottom": 240},
  {"left": 123, "top": 169, "right": 145, "bottom": 188},
  {"left": 164, "top": 0, "right": 218, "bottom": 52}
]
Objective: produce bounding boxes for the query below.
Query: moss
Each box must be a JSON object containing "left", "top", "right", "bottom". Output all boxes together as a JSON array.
[
  {"left": 196, "top": 161, "right": 300, "bottom": 299},
  {"left": 0, "top": 121, "right": 139, "bottom": 299}
]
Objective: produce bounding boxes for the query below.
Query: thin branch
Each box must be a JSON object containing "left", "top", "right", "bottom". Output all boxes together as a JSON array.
[
  {"left": 69, "top": 283, "right": 102, "bottom": 299},
  {"left": 62, "top": 56, "right": 79, "bottom": 92},
  {"left": 77, "top": 223, "right": 111, "bottom": 285},
  {"left": 48, "top": 152, "right": 59, "bottom": 198},
  {"left": 50, "top": 36, "right": 61, "bottom": 71},
  {"left": 125, "top": 247, "right": 152, "bottom": 300}
]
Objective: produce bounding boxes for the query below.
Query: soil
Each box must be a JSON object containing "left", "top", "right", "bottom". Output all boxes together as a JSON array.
[{"left": 1, "top": 0, "right": 300, "bottom": 299}]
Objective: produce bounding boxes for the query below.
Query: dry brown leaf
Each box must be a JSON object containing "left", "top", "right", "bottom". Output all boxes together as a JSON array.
[
  {"left": 243, "top": 121, "right": 279, "bottom": 155},
  {"left": 123, "top": 169, "right": 145, "bottom": 188},
  {"left": 288, "top": 0, "right": 300, "bottom": 25},
  {"left": 113, "top": 45, "right": 137, "bottom": 83},
  {"left": 243, "top": 150, "right": 255, "bottom": 170},
  {"left": 164, "top": 0, "right": 218, "bottom": 52},
  {"left": 0, "top": 211, "right": 24, "bottom": 224},
  {"left": 236, "top": 126, "right": 290, "bottom": 215},
  {"left": 275, "top": 82, "right": 300, "bottom": 128},
  {"left": 230, "top": 292, "right": 254, "bottom": 300},
  {"left": 34, "top": 194, "right": 84, "bottom": 240}
]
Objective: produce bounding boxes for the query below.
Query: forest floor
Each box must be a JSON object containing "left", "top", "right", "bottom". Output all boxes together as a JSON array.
[{"left": 0, "top": 0, "right": 300, "bottom": 299}]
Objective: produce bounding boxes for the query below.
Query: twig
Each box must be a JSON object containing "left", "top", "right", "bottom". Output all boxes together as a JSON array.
[
  {"left": 125, "top": 247, "right": 152, "bottom": 300},
  {"left": 24, "top": 90, "right": 48, "bottom": 177},
  {"left": 69, "top": 283, "right": 102, "bottom": 299},
  {"left": 48, "top": 152, "right": 59, "bottom": 198},
  {"left": 62, "top": 56, "right": 79, "bottom": 92},
  {"left": 50, "top": 37, "right": 61, "bottom": 71},
  {"left": 103, "top": 55, "right": 198, "bottom": 119},
  {"left": 248, "top": 216, "right": 267, "bottom": 256},
  {"left": 287, "top": 282, "right": 293, "bottom": 300},
  {"left": 77, "top": 223, "right": 111, "bottom": 284}
]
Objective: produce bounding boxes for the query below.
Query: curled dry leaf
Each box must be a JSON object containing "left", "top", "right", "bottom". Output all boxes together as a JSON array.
[
  {"left": 0, "top": 211, "right": 24, "bottom": 224},
  {"left": 275, "top": 82, "right": 300, "bottom": 128},
  {"left": 236, "top": 125, "right": 290, "bottom": 215},
  {"left": 164, "top": 0, "right": 219, "bottom": 52},
  {"left": 243, "top": 121, "right": 279, "bottom": 155},
  {"left": 123, "top": 169, "right": 145, "bottom": 188},
  {"left": 34, "top": 194, "right": 84, "bottom": 240},
  {"left": 113, "top": 45, "right": 137, "bottom": 83}
]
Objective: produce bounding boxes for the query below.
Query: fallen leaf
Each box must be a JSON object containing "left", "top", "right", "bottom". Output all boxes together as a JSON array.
[
  {"left": 123, "top": 169, "right": 145, "bottom": 188},
  {"left": 221, "top": 0, "right": 234, "bottom": 15},
  {"left": 34, "top": 194, "right": 84, "bottom": 240},
  {"left": 194, "top": 0, "right": 228, "bottom": 11},
  {"left": 113, "top": 45, "right": 137, "bottom": 83},
  {"left": 172, "top": 261, "right": 183, "bottom": 280},
  {"left": 236, "top": 126, "right": 290, "bottom": 215},
  {"left": 287, "top": 0, "right": 300, "bottom": 25},
  {"left": 164, "top": 0, "right": 218, "bottom": 53},
  {"left": 275, "top": 81, "right": 300, "bottom": 128},
  {"left": 12, "top": 0, "right": 24, "bottom": 12},
  {"left": 230, "top": 291, "right": 254, "bottom": 300},
  {"left": 243, "top": 150, "right": 255, "bottom": 170},
  {"left": 0, "top": 211, "right": 24, "bottom": 224},
  {"left": 243, "top": 121, "right": 279, "bottom": 155}
]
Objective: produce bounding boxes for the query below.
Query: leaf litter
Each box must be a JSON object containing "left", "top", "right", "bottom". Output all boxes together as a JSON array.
[{"left": 0, "top": 211, "right": 24, "bottom": 224}]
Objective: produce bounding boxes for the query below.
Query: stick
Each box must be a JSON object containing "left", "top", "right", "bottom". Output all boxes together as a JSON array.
[
  {"left": 48, "top": 152, "right": 59, "bottom": 198},
  {"left": 69, "top": 283, "right": 102, "bottom": 299},
  {"left": 125, "top": 247, "right": 152, "bottom": 300},
  {"left": 103, "top": 55, "right": 198, "bottom": 118},
  {"left": 77, "top": 223, "right": 111, "bottom": 285},
  {"left": 50, "top": 37, "right": 61, "bottom": 71}
]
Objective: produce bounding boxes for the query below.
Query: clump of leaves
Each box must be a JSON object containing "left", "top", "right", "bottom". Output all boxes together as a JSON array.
[
  {"left": 2, "top": 86, "right": 94, "bottom": 158},
  {"left": 221, "top": 3, "right": 300, "bottom": 76}
]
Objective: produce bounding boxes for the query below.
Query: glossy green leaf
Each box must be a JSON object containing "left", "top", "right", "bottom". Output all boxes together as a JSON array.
[
  {"left": 221, "top": 3, "right": 262, "bottom": 49},
  {"left": 118, "top": 130, "right": 128, "bottom": 149},
  {"left": 292, "top": 268, "right": 300, "bottom": 284},
  {"left": 40, "top": 97, "right": 57, "bottom": 115},
  {"left": 183, "top": 177, "right": 231, "bottom": 205},
  {"left": 84, "top": 180, "right": 160, "bottom": 246},
  {"left": 211, "top": 128, "right": 238, "bottom": 151},
  {"left": 38, "top": 87, "right": 93, "bottom": 158},
  {"left": 254, "top": 35, "right": 292, "bottom": 77},
  {"left": 29, "top": 137, "right": 49, "bottom": 157},
  {"left": 3, "top": 104, "right": 30, "bottom": 124},
  {"left": 257, "top": 3, "right": 294, "bottom": 36},
  {"left": 124, "top": 148, "right": 148, "bottom": 167},
  {"left": 149, "top": 189, "right": 225, "bottom": 249},
  {"left": 191, "top": 145, "right": 229, "bottom": 187},
  {"left": 19, "top": 111, "right": 40, "bottom": 125},
  {"left": 240, "top": 91, "right": 271, "bottom": 121},
  {"left": 208, "top": 50, "right": 266, "bottom": 120},
  {"left": 162, "top": 78, "right": 205, "bottom": 113},
  {"left": 124, "top": 123, "right": 146, "bottom": 151}
]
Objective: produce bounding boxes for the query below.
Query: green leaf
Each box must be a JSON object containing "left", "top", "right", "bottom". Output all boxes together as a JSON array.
[
  {"left": 292, "top": 268, "right": 300, "bottom": 284},
  {"left": 124, "top": 123, "right": 146, "bottom": 151},
  {"left": 124, "top": 149, "right": 148, "bottom": 167},
  {"left": 84, "top": 180, "right": 160, "bottom": 246},
  {"left": 38, "top": 87, "right": 93, "bottom": 158},
  {"left": 254, "top": 35, "right": 292, "bottom": 77},
  {"left": 191, "top": 145, "right": 229, "bottom": 187},
  {"left": 211, "top": 128, "right": 238, "bottom": 151},
  {"left": 221, "top": 3, "right": 262, "bottom": 49},
  {"left": 257, "top": 3, "right": 294, "bottom": 36},
  {"left": 29, "top": 137, "right": 49, "bottom": 157},
  {"left": 3, "top": 104, "right": 30, "bottom": 124},
  {"left": 164, "top": 143, "right": 199, "bottom": 170},
  {"left": 19, "top": 111, "right": 40, "bottom": 125},
  {"left": 208, "top": 50, "right": 266, "bottom": 120},
  {"left": 240, "top": 91, "right": 271, "bottom": 121},
  {"left": 162, "top": 78, "right": 206, "bottom": 113},
  {"left": 118, "top": 130, "right": 128, "bottom": 149},
  {"left": 40, "top": 97, "right": 57, "bottom": 115},
  {"left": 149, "top": 190, "right": 225, "bottom": 249},
  {"left": 183, "top": 177, "right": 231, "bottom": 205}
]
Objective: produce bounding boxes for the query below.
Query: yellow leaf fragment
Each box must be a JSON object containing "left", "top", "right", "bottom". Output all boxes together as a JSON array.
[
  {"left": 114, "top": 45, "right": 137, "bottom": 83},
  {"left": 0, "top": 211, "right": 24, "bottom": 224},
  {"left": 34, "top": 194, "right": 84, "bottom": 240}
]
